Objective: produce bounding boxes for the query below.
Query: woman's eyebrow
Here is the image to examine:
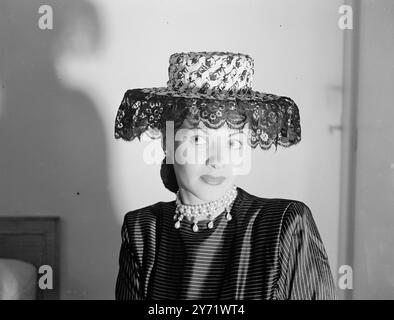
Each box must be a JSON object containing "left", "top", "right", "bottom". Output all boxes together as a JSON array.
[
  {"left": 193, "top": 126, "right": 208, "bottom": 133},
  {"left": 185, "top": 125, "right": 243, "bottom": 136},
  {"left": 229, "top": 131, "right": 244, "bottom": 136}
]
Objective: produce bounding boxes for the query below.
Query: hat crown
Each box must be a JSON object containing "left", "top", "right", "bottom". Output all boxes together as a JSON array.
[{"left": 166, "top": 52, "right": 254, "bottom": 95}]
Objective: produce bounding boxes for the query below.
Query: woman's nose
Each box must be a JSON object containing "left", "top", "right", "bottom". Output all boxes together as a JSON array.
[
  {"left": 206, "top": 142, "right": 229, "bottom": 169},
  {"left": 207, "top": 161, "right": 221, "bottom": 169}
]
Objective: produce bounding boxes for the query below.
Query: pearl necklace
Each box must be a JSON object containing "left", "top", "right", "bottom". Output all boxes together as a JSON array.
[{"left": 173, "top": 185, "right": 238, "bottom": 232}]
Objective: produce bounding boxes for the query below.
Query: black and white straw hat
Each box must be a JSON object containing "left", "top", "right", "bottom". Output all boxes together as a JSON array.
[{"left": 114, "top": 51, "right": 301, "bottom": 150}]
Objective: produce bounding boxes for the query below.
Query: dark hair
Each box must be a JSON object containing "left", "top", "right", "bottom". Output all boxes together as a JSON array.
[
  {"left": 160, "top": 158, "right": 179, "bottom": 193},
  {"left": 160, "top": 126, "right": 179, "bottom": 193}
]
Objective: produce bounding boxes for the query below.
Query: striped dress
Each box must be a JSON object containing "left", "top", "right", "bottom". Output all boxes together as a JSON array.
[{"left": 115, "top": 186, "right": 337, "bottom": 300}]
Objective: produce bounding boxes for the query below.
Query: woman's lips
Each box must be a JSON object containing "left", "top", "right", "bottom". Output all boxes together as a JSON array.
[{"left": 200, "top": 175, "right": 226, "bottom": 185}]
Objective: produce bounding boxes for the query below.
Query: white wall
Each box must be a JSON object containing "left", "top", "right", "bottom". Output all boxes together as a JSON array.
[
  {"left": 352, "top": 0, "right": 394, "bottom": 299},
  {"left": 0, "top": 0, "right": 343, "bottom": 299}
]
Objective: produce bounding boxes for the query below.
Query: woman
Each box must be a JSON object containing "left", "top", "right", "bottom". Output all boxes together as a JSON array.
[{"left": 114, "top": 52, "right": 337, "bottom": 300}]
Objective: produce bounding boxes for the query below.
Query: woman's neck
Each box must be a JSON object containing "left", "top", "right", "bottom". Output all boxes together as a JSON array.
[
  {"left": 178, "top": 187, "right": 208, "bottom": 205},
  {"left": 178, "top": 186, "right": 232, "bottom": 205},
  {"left": 175, "top": 185, "right": 238, "bottom": 224}
]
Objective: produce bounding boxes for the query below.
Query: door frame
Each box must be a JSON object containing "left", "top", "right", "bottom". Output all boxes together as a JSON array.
[{"left": 337, "top": 0, "right": 360, "bottom": 301}]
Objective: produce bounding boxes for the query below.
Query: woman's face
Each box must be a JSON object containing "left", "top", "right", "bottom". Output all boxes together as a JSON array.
[{"left": 165, "top": 119, "right": 250, "bottom": 202}]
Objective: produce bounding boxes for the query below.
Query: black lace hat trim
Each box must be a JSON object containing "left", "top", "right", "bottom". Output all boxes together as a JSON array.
[{"left": 114, "top": 88, "right": 301, "bottom": 150}]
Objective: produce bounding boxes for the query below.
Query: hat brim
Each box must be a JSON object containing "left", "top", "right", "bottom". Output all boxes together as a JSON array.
[
  {"left": 114, "top": 88, "right": 301, "bottom": 150},
  {"left": 133, "top": 86, "right": 282, "bottom": 101}
]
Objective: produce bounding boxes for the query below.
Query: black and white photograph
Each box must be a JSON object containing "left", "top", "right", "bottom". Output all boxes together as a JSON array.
[{"left": 0, "top": 0, "right": 393, "bottom": 303}]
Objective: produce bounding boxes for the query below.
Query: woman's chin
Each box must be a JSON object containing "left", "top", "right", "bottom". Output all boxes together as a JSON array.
[{"left": 194, "top": 180, "right": 234, "bottom": 201}]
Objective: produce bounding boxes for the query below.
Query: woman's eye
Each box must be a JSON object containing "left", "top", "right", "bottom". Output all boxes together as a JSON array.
[
  {"left": 230, "top": 139, "right": 243, "bottom": 149},
  {"left": 191, "top": 135, "right": 207, "bottom": 145}
]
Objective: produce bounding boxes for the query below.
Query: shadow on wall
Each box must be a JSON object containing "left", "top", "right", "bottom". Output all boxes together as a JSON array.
[{"left": 0, "top": 0, "right": 119, "bottom": 299}]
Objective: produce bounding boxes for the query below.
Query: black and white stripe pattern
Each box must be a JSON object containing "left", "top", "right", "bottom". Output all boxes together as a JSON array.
[{"left": 115, "top": 187, "right": 337, "bottom": 300}]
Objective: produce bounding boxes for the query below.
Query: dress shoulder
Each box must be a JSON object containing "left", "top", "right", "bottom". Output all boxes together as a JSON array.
[
  {"left": 242, "top": 191, "right": 302, "bottom": 231},
  {"left": 239, "top": 188, "right": 298, "bottom": 216},
  {"left": 122, "top": 201, "right": 161, "bottom": 267},
  {"left": 273, "top": 200, "right": 337, "bottom": 299},
  {"left": 276, "top": 200, "right": 318, "bottom": 240},
  {"left": 243, "top": 192, "right": 320, "bottom": 249},
  {"left": 241, "top": 192, "right": 337, "bottom": 299},
  {"left": 124, "top": 201, "right": 162, "bottom": 218},
  {"left": 123, "top": 201, "right": 161, "bottom": 229},
  {"left": 248, "top": 192, "right": 313, "bottom": 231}
]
